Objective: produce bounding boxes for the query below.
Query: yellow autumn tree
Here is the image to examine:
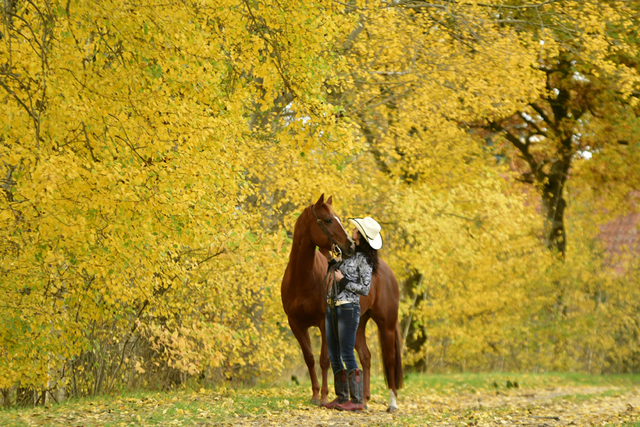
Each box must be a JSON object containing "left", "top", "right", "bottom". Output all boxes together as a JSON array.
[
  {"left": 322, "top": 0, "right": 640, "bottom": 373},
  {"left": 476, "top": 0, "right": 640, "bottom": 372},
  {"left": 2, "top": 0, "right": 640, "bottom": 406},
  {"left": 0, "top": 0, "right": 356, "bottom": 402}
]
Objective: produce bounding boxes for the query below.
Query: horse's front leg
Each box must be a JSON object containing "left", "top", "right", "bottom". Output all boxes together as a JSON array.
[
  {"left": 319, "top": 320, "right": 330, "bottom": 404},
  {"left": 288, "top": 317, "right": 321, "bottom": 404}
]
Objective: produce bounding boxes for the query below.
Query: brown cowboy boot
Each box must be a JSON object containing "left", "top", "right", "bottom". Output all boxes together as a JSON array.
[
  {"left": 320, "top": 370, "right": 349, "bottom": 409},
  {"left": 335, "top": 369, "right": 363, "bottom": 412}
]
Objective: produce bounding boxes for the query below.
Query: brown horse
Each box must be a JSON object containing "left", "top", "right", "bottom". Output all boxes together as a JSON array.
[{"left": 281, "top": 194, "right": 404, "bottom": 412}]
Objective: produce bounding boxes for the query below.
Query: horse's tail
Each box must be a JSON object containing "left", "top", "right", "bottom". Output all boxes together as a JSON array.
[{"left": 379, "top": 322, "right": 404, "bottom": 390}]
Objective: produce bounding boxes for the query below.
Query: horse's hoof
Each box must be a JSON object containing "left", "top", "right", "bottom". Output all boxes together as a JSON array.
[
  {"left": 311, "top": 398, "right": 320, "bottom": 405},
  {"left": 387, "top": 405, "right": 398, "bottom": 414}
]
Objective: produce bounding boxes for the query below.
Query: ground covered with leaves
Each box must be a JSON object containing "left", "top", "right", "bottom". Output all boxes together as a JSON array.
[{"left": 1, "top": 373, "right": 639, "bottom": 426}]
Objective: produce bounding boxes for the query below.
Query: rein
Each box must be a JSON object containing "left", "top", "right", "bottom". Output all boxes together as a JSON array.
[{"left": 322, "top": 262, "right": 339, "bottom": 307}]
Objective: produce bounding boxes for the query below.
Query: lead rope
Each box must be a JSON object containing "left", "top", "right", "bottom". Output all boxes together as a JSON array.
[
  {"left": 322, "top": 261, "right": 339, "bottom": 303},
  {"left": 323, "top": 259, "right": 341, "bottom": 345}
]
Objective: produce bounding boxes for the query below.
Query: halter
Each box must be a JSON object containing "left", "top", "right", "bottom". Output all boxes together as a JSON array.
[{"left": 312, "top": 204, "right": 342, "bottom": 257}]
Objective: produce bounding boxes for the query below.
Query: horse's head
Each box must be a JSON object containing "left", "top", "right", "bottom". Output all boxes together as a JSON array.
[{"left": 310, "top": 194, "right": 354, "bottom": 258}]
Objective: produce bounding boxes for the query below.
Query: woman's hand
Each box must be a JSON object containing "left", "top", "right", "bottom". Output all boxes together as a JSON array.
[
  {"left": 329, "top": 244, "right": 342, "bottom": 262},
  {"left": 334, "top": 270, "right": 344, "bottom": 281}
]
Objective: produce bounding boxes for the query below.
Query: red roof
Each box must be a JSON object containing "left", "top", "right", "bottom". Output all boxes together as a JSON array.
[{"left": 598, "top": 213, "right": 640, "bottom": 274}]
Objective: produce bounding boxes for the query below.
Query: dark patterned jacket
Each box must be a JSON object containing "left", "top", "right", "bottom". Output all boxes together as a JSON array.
[{"left": 328, "top": 252, "right": 372, "bottom": 304}]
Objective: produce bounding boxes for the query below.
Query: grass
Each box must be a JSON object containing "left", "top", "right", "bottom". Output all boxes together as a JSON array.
[
  {"left": 0, "top": 386, "right": 317, "bottom": 426},
  {"left": 1, "top": 372, "right": 639, "bottom": 426},
  {"left": 400, "top": 371, "right": 640, "bottom": 392},
  {"left": 557, "top": 388, "right": 626, "bottom": 403}
]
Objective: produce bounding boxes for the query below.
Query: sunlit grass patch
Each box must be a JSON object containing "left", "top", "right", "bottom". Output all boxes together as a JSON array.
[
  {"left": 555, "top": 388, "right": 625, "bottom": 403},
  {"left": 399, "top": 372, "right": 640, "bottom": 395}
]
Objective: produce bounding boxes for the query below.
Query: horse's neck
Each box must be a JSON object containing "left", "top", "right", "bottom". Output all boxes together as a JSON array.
[
  {"left": 289, "top": 212, "right": 319, "bottom": 279},
  {"left": 290, "top": 235, "right": 317, "bottom": 276}
]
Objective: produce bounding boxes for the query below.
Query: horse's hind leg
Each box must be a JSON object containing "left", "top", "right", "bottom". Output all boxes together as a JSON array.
[
  {"left": 288, "top": 317, "right": 320, "bottom": 404},
  {"left": 354, "top": 311, "right": 372, "bottom": 407},
  {"left": 377, "top": 321, "right": 400, "bottom": 413}
]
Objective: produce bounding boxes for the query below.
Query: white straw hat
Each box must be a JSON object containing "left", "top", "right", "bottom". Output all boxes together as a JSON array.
[{"left": 348, "top": 217, "right": 383, "bottom": 250}]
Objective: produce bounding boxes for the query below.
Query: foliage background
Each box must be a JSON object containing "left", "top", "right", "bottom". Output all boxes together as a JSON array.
[{"left": 1, "top": 0, "right": 639, "bottom": 406}]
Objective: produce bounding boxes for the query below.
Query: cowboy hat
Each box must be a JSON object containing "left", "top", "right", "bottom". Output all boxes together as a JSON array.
[{"left": 348, "top": 217, "right": 383, "bottom": 250}]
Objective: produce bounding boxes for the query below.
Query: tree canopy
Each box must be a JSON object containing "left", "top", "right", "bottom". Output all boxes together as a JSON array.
[{"left": 1, "top": 0, "right": 639, "bottom": 405}]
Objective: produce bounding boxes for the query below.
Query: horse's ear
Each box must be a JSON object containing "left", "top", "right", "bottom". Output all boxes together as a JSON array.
[
  {"left": 315, "top": 193, "right": 325, "bottom": 206},
  {"left": 326, "top": 195, "right": 333, "bottom": 205}
]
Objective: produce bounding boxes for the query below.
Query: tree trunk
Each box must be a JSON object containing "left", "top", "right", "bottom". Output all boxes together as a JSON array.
[{"left": 541, "top": 155, "right": 571, "bottom": 257}]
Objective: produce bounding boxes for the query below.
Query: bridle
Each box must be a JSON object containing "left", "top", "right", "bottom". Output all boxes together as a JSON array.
[
  {"left": 312, "top": 204, "right": 342, "bottom": 257},
  {"left": 313, "top": 204, "right": 343, "bottom": 306}
]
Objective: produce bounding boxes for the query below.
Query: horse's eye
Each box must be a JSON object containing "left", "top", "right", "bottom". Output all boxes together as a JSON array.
[{"left": 325, "top": 219, "right": 332, "bottom": 224}]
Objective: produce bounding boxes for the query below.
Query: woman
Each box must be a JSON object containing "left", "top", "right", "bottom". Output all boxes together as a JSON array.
[{"left": 321, "top": 216, "right": 382, "bottom": 412}]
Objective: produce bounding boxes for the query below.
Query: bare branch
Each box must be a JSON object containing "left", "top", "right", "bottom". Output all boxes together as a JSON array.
[
  {"left": 490, "top": 120, "right": 544, "bottom": 182},
  {"left": 197, "top": 249, "right": 226, "bottom": 265},
  {"left": 0, "top": 78, "right": 37, "bottom": 121},
  {"left": 81, "top": 122, "right": 100, "bottom": 163},
  {"left": 520, "top": 111, "right": 547, "bottom": 137},
  {"left": 530, "top": 103, "right": 555, "bottom": 130}
]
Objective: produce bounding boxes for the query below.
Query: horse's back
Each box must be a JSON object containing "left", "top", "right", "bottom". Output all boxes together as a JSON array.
[
  {"left": 360, "top": 258, "right": 399, "bottom": 319},
  {"left": 378, "top": 259, "right": 400, "bottom": 300}
]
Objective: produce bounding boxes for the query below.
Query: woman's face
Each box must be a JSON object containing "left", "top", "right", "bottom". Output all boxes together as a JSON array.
[{"left": 352, "top": 228, "right": 361, "bottom": 246}]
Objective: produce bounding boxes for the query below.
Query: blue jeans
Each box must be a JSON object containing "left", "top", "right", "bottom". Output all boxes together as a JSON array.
[{"left": 325, "top": 303, "right": 361, "bottom": 374}]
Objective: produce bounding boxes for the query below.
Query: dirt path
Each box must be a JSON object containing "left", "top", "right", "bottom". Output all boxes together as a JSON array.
[{"left": 226, "top": 386, "right": 640, "bottom": 426}]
